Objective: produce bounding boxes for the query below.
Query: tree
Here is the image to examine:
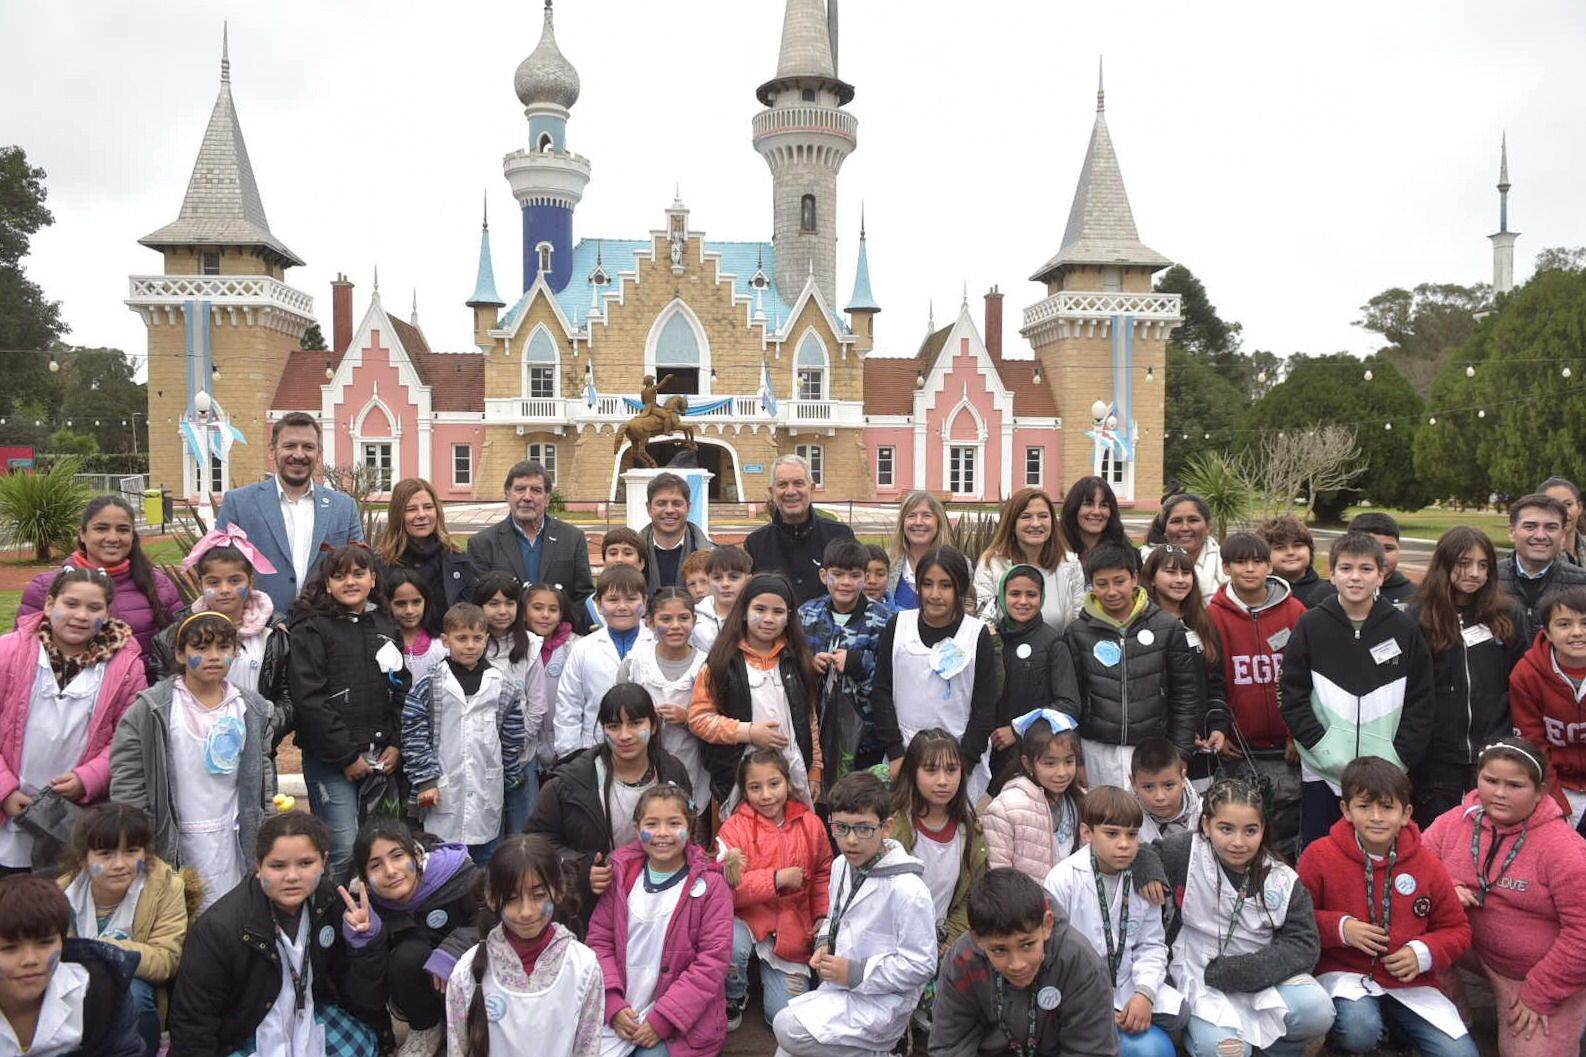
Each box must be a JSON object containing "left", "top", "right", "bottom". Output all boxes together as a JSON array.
[
  {"left": 56, "top": 346, "right": 147, "bottom": 454},
  {"left": 1354, "top": 282, "right": 1488, "bottom": 399},
  {"left": 1245, "top": 425, "right": 1365, "bottom": 520},
  {"left": 300, "top": 322, "right": 327, "bottom": 351},
  {"left": 47, "top": 428, "right": 97, "bottom": 456},
  {"left": 1178, "top": 450, "right": 1252, "bottom": 539},
  {"left": 0, "top": 456, "right": 90, "bottom": 560},
  {"left": 1534, "top": 246, "right": 1586, "bottom": 274},
  {"left": 0, "top": 146, "right": 66, "bottom": 351}
]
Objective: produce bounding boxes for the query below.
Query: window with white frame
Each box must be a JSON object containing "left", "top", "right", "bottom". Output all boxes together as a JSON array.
[
  {"left": 192, "top": 451, "right": 223, "bottom": 496},
  {"left": 527, "top": 442, "right": 557, "bottom": 481},
  {"left": 876, "top": 446, "right": 895, "bottom": 488},
  {"left": 536, "top": 242, "right": 553, "bottom": 274},
  {"left": 201, "top": 251, "right": 221, "bottom": 276},
  {"left": 1025, "top": 447, "right": 1043, "bottom": 488},
  {"left": 795, "top": 331, "right": 826, "bottom": 401},
  {"left": 452, "top": 444, "right": 472, "bottom": 488},
  {"left": 796, "top": 444, "right": 824, "bottom": 487},
  {"left": 653, "top": 308, "right": 704, "bottom": 394},
  {"left": 948, "top": 445, "right": 978, "bottom": 496},
  {"left": 362, "top": 442, "right": 393, "bottom": 492},
  {"left": 525, "top": 328, "right": 558, "bottom": 399}
]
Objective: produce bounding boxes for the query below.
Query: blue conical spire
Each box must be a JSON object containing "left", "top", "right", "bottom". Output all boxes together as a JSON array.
[
  {"left": 468, "top": 195, "right": 505, "bottom": 308},
  {"left": 845, "top": 207, "right": 880, "bottom": 313}
]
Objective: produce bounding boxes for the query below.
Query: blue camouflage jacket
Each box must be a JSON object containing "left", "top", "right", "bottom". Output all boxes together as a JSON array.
[{"left": 797, "top": 593, "right": 895, "bottom": 752}]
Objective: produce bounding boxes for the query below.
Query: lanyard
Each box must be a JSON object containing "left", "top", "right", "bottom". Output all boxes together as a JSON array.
[
  {"left": 993, "top": 974, "right": 1041, "bottom": 1057},
  {"left": 1092, "top": 856, "right": 1132, "bottom": 987},
  {"left": 275, "top": 918, "right": 310, "bottom": 1021},
  {"left": 1216, "top": 870, "right": 1252, "bottom": 957},
  {"left": 1469, "top": 809, "right": 1527, "bottom": 907},
  {"left": 827, "top": 860, "right": 871, "bottom": 951},
  {"left": 1362, "top": 845, "right": 1397, "bottom": 935}
]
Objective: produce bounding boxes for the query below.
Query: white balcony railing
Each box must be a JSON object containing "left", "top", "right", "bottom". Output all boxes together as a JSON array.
[
  {"left": 1021, "top": 290, "right": 1182, "bottom": 331},
  {"left": 128, "top": 274, "right": 315, "bottom": 318},
  {"left": 484, "top": 393, "right": 864, "bottom": 430},
  {"left": 752, "top": 106, "right": 858, "bottom": 143}
]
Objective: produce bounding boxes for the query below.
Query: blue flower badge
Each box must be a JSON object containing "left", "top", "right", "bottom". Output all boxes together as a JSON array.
[
  {"left": 929, "top": 638, "right": 971, "bottom": 683},
  {"left": 204, "top": 715, "right": 247, "bottom": 776}
]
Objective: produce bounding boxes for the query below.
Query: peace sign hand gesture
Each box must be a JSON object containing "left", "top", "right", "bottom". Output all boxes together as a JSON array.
[{"left": 338, "top": 884, "right": 372, "bottom": 934}]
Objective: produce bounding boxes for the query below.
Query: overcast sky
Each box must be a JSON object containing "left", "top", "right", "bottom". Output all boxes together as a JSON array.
[{"left": 4, "top": 0, "right": 1584, "bottom": 376}]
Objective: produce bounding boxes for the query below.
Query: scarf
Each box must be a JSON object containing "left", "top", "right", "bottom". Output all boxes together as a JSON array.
[
  {"left": 73, "top": 552, "right": 130, "bottom": 578},
  {"left": 539, "top": 620, "right": 572, "bottom": 666},
  {"left": 40, "top": 617, "right": 132, "bottom": 690},
  {"left": 997, "top": 563, "right": 1048, "bottom": 635},
  {"left": 192, "top": 588, "right": 275, "bottom": 639}
]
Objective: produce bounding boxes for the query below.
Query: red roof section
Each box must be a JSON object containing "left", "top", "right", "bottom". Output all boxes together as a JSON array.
[
  {"left": 270, "top": 349, "right": 343, "bottom": 413},
  {"left": 269, "top": 317, "right": 483, "bottom": 415},
  {"left": 995, "top": 361, "right": 1058, "bottom": 417},
  {"left": 862, "top": 356, "right": 921, "bottom": 416}
]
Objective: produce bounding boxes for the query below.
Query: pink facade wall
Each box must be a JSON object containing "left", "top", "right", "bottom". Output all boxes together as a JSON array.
[
  {"left": 431, "top": 423, "right": 486, "bottom": 501},
  {"left": 1013, "top": 426, "right": 1064, "bottom": 500},
  {"left": 864, "top": 425, "right": 914, "bottom": 501}
]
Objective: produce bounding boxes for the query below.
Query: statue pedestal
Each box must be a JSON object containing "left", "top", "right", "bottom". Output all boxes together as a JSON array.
[{"left": 622, "top": 468, "right": 714, "bottom": 535}]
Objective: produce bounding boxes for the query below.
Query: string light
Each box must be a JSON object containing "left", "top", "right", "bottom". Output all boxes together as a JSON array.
[
  {"left": 1565, "top": 367, "right": 1574, "bottom": 378},
  {"left": 1145, "top": 366, "right": 1154, "bottom": 382},
  {"left": 1363, "top": 369, "right": 1374, "bottom": 381},
  {"left": 1428, "top": 416, "right": 1436, "bottom": 425},
  {"left": 1466, "top": 365, "right": 1476, "bottom": 377},
  {"left": 1384, "top": 422, "right": 1393, "bottom": 430}
]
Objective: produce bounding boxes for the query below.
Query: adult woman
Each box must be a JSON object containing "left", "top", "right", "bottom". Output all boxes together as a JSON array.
[
  {"left": 18, "top": 495, "right": 181, "bottom": 679},
  {"left": 374, "top": 478, "right": 475, "bottom": 636},
  {"left": 972, "top": 488, "right": 1084, "bottom": 631},
  {"left": 1140, "top": 493, "right": 1225, "bottom": 598},
  {"left": 887, "top": 491, "right": 951, "bottom": 611},
  {"left": 1539, "top": 476, "right": 1585, "bottom": 566},
  {"left": 1059, "top": 476, "right": 1131, "bottom": 559}
]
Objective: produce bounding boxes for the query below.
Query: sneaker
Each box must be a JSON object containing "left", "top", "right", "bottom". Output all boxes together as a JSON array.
[
  {"left": 725, "top": 996, "right": 745, "bottom": 1032},
  {"left": 396, "top": 1024, "right": 442, "bottom": 1057}
]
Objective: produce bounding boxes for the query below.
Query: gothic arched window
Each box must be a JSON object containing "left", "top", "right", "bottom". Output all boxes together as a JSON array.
[{"left": 800, "top": 194, "right": 817, "bottom": 233}]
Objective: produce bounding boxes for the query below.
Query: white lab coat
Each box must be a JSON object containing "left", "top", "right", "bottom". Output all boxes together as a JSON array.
[
  {"left": 553, "top": 626, "right": 654, "bottom": 758},
  {"left": 1043, "top": 847, "right": 1179, "bottom": 1014},
  {"left": 421, "top": 664, "right": 507, "bottom": 846}
]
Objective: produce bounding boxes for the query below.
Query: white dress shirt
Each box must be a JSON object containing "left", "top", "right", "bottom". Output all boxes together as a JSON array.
[{"left": 276, "top": 476, "right": 315, "bottom": 588}]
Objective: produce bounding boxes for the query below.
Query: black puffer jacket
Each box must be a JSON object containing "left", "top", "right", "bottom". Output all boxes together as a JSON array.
[
  {"left": 1062, "top": 592, "right": 1203, "bottom": 753},
  {"left": 287, "top": 608, "right": 410, "bottom": 769},
  {"left": 1498, "top": 555, "right": 1586, "bottom": 645},
  {"left": 701, "top": 650, "right": 815, "bottom": 804},
  {"left": 1406, "top": 598, "right": 1527, "bottom": 768}
]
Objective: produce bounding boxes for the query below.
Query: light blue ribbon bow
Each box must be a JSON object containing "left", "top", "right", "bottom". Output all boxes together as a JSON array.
[{"left": 1011, "top": 707, "right": 1078, "bottom": 739}]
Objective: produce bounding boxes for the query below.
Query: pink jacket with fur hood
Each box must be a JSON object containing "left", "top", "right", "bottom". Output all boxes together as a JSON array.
[
  {"left": 586, "top": 841, "right": 733, "bottom": 1057},
  {"left": 981, "top": 775, "right": 1084, "bottom": 881}
]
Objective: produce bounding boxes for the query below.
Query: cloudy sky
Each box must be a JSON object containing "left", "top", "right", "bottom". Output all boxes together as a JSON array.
[{"left": 3, "top": 0, "right": 1584, "bottom": 374}]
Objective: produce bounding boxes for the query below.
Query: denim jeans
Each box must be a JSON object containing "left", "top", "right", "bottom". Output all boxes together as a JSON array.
[
  {"left": 502, "top": 762, "right": 540, "bottom": 837},
  {"left": 302, "top": 753, "right": 360, "bottom": 883},
  {"left": 129, "top": 977, "right": 161, "bottom": 1057},
  {"left": 631, "top": 1045, "right": 669, "bottom": 1057},
  {"left": 726, "top": 920, "right": 809, "bottom": 1024},
  {"left": 1184, "top": 978, "right": 1335, "bottom": 1057},
  {"left": 1299, "top": 780, "right": 1343, "bottom": 851},
  {"left": 1330, "top": 994, "right": 1478, "bottom": 1057}
]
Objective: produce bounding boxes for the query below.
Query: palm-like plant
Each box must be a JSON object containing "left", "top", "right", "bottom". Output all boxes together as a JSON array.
[
  {"left": 0, "top": 458, "right": 92, "bottom": 561},
  {"left": 1179, "top": 450, "right": 1255, "bottom": 540}
]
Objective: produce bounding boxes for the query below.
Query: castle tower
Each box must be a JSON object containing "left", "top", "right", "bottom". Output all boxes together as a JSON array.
[
  {"left": 467, "top": 197, "right": 505, "bottom": 350},
  {"left": 504, "top": 0, "right": 591, "bottom": 294},
  {"left": 753, "top": 0, "right": 856, "bottom": 308},
  {"left": 845, "top": 210, "right": 879, "bottom": 353},
  {"left": 128, "top": 26, "right": 313, "bottom": 499},
  {"left": 1490, "top": 133, "right": 1519, "bottom": 296},
  {"left": 1019, "top": 63, "right": 1180, "bottom": 505}
]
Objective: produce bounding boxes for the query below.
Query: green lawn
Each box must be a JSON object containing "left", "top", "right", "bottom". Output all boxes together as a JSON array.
[
  {"left": 1340, "top": 506, "right": 1509, "bottom": 545},
  {"left": 0, "top": 590, "right": 20, "bottom": 631}
]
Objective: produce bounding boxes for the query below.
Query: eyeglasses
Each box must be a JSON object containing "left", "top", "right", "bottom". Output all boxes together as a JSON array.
[{"left": 829, "top": 822, "right": 880, "bottom": 839}]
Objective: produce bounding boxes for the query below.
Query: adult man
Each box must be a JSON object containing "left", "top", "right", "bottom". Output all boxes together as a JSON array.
[
  {"left": 1497, "top": 493, "right": 1586, "bottom": 643},
  {"left": 743, "top": 453, "right": 855, "bottom": 604},
  {"left": 640, "top": 471, "right": 713, "bottom": 592},
  {"left": 467, "top": 459, "right": 594, "bottom": 623},
  {"left": 215, "top": 412, "right": 363, "bottom": 612}
]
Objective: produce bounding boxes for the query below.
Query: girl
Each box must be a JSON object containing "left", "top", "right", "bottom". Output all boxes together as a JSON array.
[
  {"left": 19, "top": 495, "right": 182, "bottom": 681},
  {"left": 1407, "top": 527, "right": 1524, "bottom": 823},
  {"left": 288, "top": 543, "right": 410, "bottom": 883},
  {"left": 474, "top": 573, "right": 550, "bottom": 831},
  {"left": 981, "top": 709, "right": 1086, "bottom": 881},
  {"left": 990, "top": 565, "right": 1081, "bottom": 787},
  {"left": 340, "top": 819, "right": 485, "bottom": 1057},
  {"left": 169, "top": 811, "right": 380, "bottom": 1057},
  {"left": 586, "top": 785, "right": 733, "bottom": 1057},
  {"left": 1161, "top": 778, "right": 1333, "bottom": 1057},
  {"left": 1424, "top": 738, "right": 1586, "bottom": 1057},
  {"left": 58, "top": 803, "right": 199, "bottom": 1057},
  {"left": 616, "top": 588, "right": 709, "bottom": 805},
  {"left": 375, "top": 478, "right": 477, "bottom": 636},
  {"left": 527, "top": 685, "right": 692, "bottom": 932},
  {"left": 870, "top": 547, "right": 998, "bottom": 800},
  {"left": 1143, "top": 545, "right": 1229, "bottom": 790},
  {"left": 1060, "top": 475, "right": 1132, "bottom": 560},
  {"left": 0, "top": 567, "right": 146, "bottom": 873},
  {"left": 387, "top": 567, "right": 448, "bottom": 688},
  {"left": 888, "top": 729, "right": 986, "bottom": 955},
  {"left": 887, "top": 491, "right": 951, "bottom": 611},
  {"left": 445, "top": 834, "right": 603, "bottom": 1057},
  {"left": 526, "top": 582, "right": 578, "bottom": 738},
  {"left": 110, "top": 612, "right": 274, "bottom": 911},
  {"left": 973, "top": 488, "right": 1086, "bottom": 631},
  {"left": 1141, "top": 494, "right": 1226, "bottom": 598},
  {"left": 717, "top": 750, "right": 832, "bottom": 1028},
  {"left": 688, "top": 573, "right": 821, "bottom": 808}
]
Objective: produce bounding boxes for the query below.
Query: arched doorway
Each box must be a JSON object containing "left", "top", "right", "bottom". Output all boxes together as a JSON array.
[{"left": 610, "top": 435, "right": 742, "bottom": 504}]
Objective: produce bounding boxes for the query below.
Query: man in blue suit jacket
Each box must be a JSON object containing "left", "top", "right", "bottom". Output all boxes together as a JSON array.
[{"left": 216, "top": 413, "right": 364, "bottom": 613}]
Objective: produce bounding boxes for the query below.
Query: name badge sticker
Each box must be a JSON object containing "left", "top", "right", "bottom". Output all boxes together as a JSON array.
[
  {"left": 1184, "top": 629, "right": 1202, "bottom": 650},
  {"left": 1369, "top": 639, "right": 1403, "bottom": 665},
  {"left": 1267, "top": 627, "right": 1291, "bottom": 651},
  {"left": 1462, "top": 623, "right": 1494, "bottom": 647}
]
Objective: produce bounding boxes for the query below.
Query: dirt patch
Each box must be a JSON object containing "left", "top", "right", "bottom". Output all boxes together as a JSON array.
[{"left": 276, "top": 733, "right": 302, "bottom": 776}]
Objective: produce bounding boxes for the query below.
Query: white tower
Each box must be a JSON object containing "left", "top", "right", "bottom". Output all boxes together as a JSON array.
[{"left": 1489, "top": 133, "right": 1519, "bottom": 296}]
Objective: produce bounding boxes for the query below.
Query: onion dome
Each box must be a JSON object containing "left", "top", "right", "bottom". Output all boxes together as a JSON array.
[{"left": 514, "top": 0, "right": 580, "bottom": 110}]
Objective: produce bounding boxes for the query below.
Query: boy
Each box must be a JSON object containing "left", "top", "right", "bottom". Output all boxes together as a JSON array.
[
  {"left": 1346, "top": 513, "right": 1413, "bottom": 608},
  {"left": 403, "top": 603, "right": 527, "bottom": 863},
  {"left": 1043, "top": 788, "right": 1185, "bottom": 1057},
  {"left": 1280, "top": 533, "right": 1434, "bottom": 848},
  {"left": 1207, "top": 532, "right": 1308, "bottom": 854},
  {"left": 864, "top": 544, "right": 893, "bottom": 606},
  {"left": 1509, "top": 584, "right": 1586, "bottom": 827},
  {"left": 1130, "top": 737, "right": 1202, "bottom": 843},
  {"left": 694, "top": 545, "right": 752, "bottom": 651},
  {"left": 771, "top": 772, "right": 937, "bottom": 1057},
  {"left": 1297, "top": 757, "right": 1474, "bottom": 1057},
  {"left": 799, "top": 539, "right": 896, "bottom": 771},
  {"left": 585, "top": 526, "right": 649, "bottom": 631},
  {"left": 931, "top": 868, "right": 1118, "bottom": 1057},
  {"left": 1064, "top": 542, "right": 1202, "bottom": 788},
  {"left": 553, "top": 564, "right": 653, "bottom": 758},
  {"left": 681, "top": 549, "right": 713, "bottom": 605},
  {"left": 1257, "top": 515, "right": 1337, "bottom": 610}
]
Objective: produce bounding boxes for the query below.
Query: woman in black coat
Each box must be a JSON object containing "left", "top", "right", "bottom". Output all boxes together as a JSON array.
[{"left": 373, "top": 478, "right": 477, "bottom": 636}]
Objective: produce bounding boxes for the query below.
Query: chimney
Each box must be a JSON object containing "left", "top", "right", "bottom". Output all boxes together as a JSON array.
[
  {"left": 331, "top": 274, "right": 354, "bottom": 355},
  {"left": 984, "top": 285, "right": 1004, "bottom": 361}
]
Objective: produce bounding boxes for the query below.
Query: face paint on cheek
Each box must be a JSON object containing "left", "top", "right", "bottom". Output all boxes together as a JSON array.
[
  {"left": 237, "top": 586, "right": 249, "bottom": 602},
  {"left": 203, "top": 589, "right": 216, "bottom": 599},
  {"left": 638, "top": 728, "right": 651, "bottom": 743},
  {"left": 639, "top": 829, "right": 653, "bottom": 843},
  {"left": 258, "top": 876, "right": 272, "bottom": 892},
  {"left": 94, "top": 618, "right": 106, "bottom": 633},
  {"left": 46, "top": 952, "right": 60, "bottom": 972},
  {"left": 187, "top": 656, "right": 203, "bottom": 669},
  {"left": 88, "top": 862, "right": 106, "bottom": 877},
  {"left": 541, "top": 900, "right": 555, "bottom": 921}
]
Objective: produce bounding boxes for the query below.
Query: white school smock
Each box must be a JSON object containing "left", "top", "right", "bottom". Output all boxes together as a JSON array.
[
  {"left": 230, "top": 629, "right": 268, "bottom": 696},
  {"left": 422, "top": 665, "right": 507, "bottom": 846},
  {"left": 0, "top": 650, "right": 103, "bottom": 868},
  {"left": 913, "top": 820, "right": 964, "bottom": 925},
  {"left": 691, "top": 600, "right": 725, "bottom": 653},
  {"left": 64, "top": 867, "right": 144, "bottom": 941},
  {"left": 254, "top": 909, "right": 325, "bottom": 1057},
  {"left": 624, "top": 642, "right": 709, "bottom": 801},
  {"left": 170, "top": 680, "right": 247, "bottom": 911},
  {"left": 890, "top": 611, "right": 991, "bottom": 801},
  {"left": 599, "top": 874, "right": 689, "bottom": 1057},
  {"left": 0, "top": 960, "right": 89, "bottom": 1057},
  {"left": 449, "top": 927, "right": 602, "bottom": 1057},
  {"left": 554, "top": 627, "right": 654, "bottom": 758},
  {"left": 1043, "top": 847, "right": 1179, "bottom": 1015},
  {"left": 1171, "top": 835, "right": 1303, "bottom": 1050},
  {"left": 746, "top": 660, "right": 811, "bottom": 806}
]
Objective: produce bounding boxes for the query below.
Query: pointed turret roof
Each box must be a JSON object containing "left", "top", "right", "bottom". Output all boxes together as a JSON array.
[
  {"left": 846, "top": 211, "right": 879, "bottom": 313},
  {"left": 468, "top": 197, "right": 505, "bottom": 308},
  {"left": 1029, "top": 61, "right": 1168, "bottom": 283},
  {"left": 140, "top": 26, "right": 303, "bottom": 267},
  {"left": 758, "top": 0, "right": 853, "bottom": 105}
]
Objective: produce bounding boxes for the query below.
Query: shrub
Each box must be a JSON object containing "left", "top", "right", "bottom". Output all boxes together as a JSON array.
[{"left": 0, "top": 457, "right": 93, "bottom": 561}]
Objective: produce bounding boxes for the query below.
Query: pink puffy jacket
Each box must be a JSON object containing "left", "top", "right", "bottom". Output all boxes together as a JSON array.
[{"left": 981, "top": 775, "right": 1084, "bottom": 882}]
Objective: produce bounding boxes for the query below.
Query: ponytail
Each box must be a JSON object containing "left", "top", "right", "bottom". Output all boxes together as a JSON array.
[{"left": 465, "top": 942, "right": 491, "bottom": 1057}]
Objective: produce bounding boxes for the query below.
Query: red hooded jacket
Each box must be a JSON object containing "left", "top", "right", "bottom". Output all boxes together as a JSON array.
[
  {"left": 1207, "top": 577, "right": 1308, "bottom": 748},
  {"left": 1510, "top": 631, "right": 1586, "bottom": 795}
]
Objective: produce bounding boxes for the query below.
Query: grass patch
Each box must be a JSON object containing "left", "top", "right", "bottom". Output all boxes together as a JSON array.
[
  {"left": 1340, "top": 507, "right": 1509, "bottom": 545},
  {"left": 0, "top": 590, "right": 20, "bottom": 631}
]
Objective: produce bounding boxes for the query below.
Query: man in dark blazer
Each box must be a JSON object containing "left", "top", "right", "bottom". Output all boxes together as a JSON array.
[
  {"left": 467, "top": 459, "right": 595, "bottom": 626},
  {"left": 216, "top": 413, "right": 363, "bottom": 613}
]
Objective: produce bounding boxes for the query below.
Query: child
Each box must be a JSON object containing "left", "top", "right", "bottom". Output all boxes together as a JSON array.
[
  {"left": 1297, "top": 757, "right": 1474, "bottom": 1057},
  {"left": 992, "top": 564, "right": 1083, "bottom": 784},
  {"left": 110, "top": 611, "right": 275, "bottom": 910},
  {"left": 1064, "top": 542, "right": 1202, "bottom": 788},
  {"left": 0, "top": 567, "right": 146, "bottom": 872},
  {"left": 689, "top": 573, "right": 822, "bottom": 807},
  {"left": 863, "top": 544, "right": 893, "bottom": 606},
  {"left": 0, "top": 873, "right": 142, "bottom": 1057},
  {"left": 1507, "top": 584, "right": 1586, "bottom": 827},
  {"left": 693, "top": 545, "right": 752, "bottom": 652},
  {"left": 615, "top": 587, "right": 710, "bottom": 805},
  {"left": 718, "top": 750, "right": 833, "bottom": 1028},
  {"left": 587, "top": 785, "right": 733, "bottom": 1057},
  {"left": 585, "top": 527, "right": 648, "bottom": 631},
  {"left": 58, "top": 803, "right": 197, "bottom": 1057},
  {"left": 555, "top": 564, "right": 652, "bottom": 759},
  {"left": 387, "top": 567, "right": 448, "bottom": 687},
  {"left": 799, "top": 538, "right": 896, "bottom": 773},
  {"left": 1257, "top": 516, "right": 1336, "bottom": 610},
  {"left": 403, "top": 603, "right": 528, "bottom": 864},
  {"left": 1280, "top": 533, "right": 1434, "bottom": 848},
  {"left": 770, "top": 772, "right": 938, "bottom": 1057},
  {"left": 1043, "top": 787, "right": 1184, "bottom": 1057},
  {"left": 287, "top": 543, "right": 411, "bottom": 883},
  {"left": 871, "top": 546, "right": 998, "bottom": 800},
  {"left": 1423, "top": 738, "right": 1586, "bottom": 1057},
  {"left": 681, "top": 549, "right": 713, "bottom": 606},
  {"left": 527, "top": 685, "right": 693, "bottom": 931},
  {"left": 1206, "top": 532, "right": 1307, "bottom": 851},
  {"left": 1347, "top": 512, "right": 1414, "bottom": 608},
  {"left": 1160, "top": 778, "right": 1334, "bottom": 1057},
  {"left": 474, "top": 573, "right": 550, "bottom": 832},
  {"left": 888, "top": 729, "right": 987, "bottom": 960},
  {"left": 340, "top": 819, "right": 484, "bottom": 1057},
  {"left": 444, "top": 834, "right": 603, "bottom": 1057},
  {"left": 982, "top": 710, "right": 1086, "bottom": 881},
  {"left": 170, "top": 812, "right": 381, "bottom": 1057},
  {"left": 930, "top": 868, "right": 1120, "bottom": 1057},
  {"left": 1141, "top": 545, "right": 1228, "bottom": 792},
  {"left": 1130, "top": 737, "right": 1202, "bottom": 843}
]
